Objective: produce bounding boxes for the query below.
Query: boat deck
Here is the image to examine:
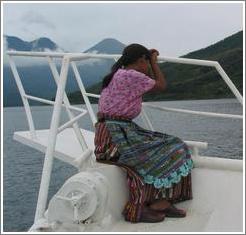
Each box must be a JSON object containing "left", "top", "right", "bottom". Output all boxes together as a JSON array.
[
  {"left": 109, "top": 167, "right": 243, "bottom": 232},
  {"left": 14, "top": 128, "right": 96, "bottom": 168},
  {"left": 14, "top": 128, "right": 244, "bottom": 232}
]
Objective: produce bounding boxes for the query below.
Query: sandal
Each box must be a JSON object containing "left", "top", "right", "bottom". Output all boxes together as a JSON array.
[
  {"left": 148, "top": 198, "right": 171, "bottom": 211},
  {"left": 149, "top": 199, "right": 186, "bottom": 218},
  {"left": 162, "top": 204, "right": 186, "bottom": 218},
  {"left": 140, "top": 206, "right": 165, "bottom": 223},
  {"left": 125, "top": 206, "right": 165, "bottom": 223}
]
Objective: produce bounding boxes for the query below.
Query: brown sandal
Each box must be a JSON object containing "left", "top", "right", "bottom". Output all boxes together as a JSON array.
[
  {"left": 124, "top": 205, "right": 165, "bottom": 223},
  {"left": 148, "top": 198, "right": 171, "bottom": 211},
  {"left": 162, "top": 204, "right": 186, "bottom": 218},
  {"left": 148, "top": 199, "right": 186, "bottom": 218},
  {"left": 139, "top": 206, "right": 165, "bottom": 223}
]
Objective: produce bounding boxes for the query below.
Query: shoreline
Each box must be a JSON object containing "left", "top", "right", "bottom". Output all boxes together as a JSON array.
[{"left": 2, "top": 97, "right": 240, "bottom": 109}]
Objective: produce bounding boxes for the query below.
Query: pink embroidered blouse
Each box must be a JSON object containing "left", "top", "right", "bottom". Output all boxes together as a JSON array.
[{"left": 98, "top": 69, "right": 155, "bottom": 119}]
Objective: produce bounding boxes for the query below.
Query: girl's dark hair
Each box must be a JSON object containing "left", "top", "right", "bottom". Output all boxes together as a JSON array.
[{"left": 102, "top": 43, "right": 150, "bottom": 89}]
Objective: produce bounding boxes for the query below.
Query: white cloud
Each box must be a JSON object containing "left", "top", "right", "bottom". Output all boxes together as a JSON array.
[
  {"left": 21, "top": 11, "right": 56, "bottom": 30},
  {"left": 2, "top": 2, "right": 243, "bottom": 56},
  {"left": 2, "top": 37, "right": 64, "bottom": 67}
]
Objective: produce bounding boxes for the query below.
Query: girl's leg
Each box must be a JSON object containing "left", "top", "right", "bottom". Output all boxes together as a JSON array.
[
  {"left": 147, "top": 173, "right": 193, "bottom": 217},
  {"left": 122, "top": 167, "right": 165, "bottom": 223}
]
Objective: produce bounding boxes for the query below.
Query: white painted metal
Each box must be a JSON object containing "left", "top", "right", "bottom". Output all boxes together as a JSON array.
[
  {"left": 183, "top": 141, "right": 207, "bottom": 158},
  {"left": 215, "top": 63, "right": 243, "bottom": 105},
  {"left": 157, "top": 56, "right": 218, "bottom": 66},
  {"left": 57, "top": 111, "right": 87, "bottom": 133},
  {"left": 71, "top": 61, "right": 97, "bottom": 125},
  {"left": 13, "top": 128, "right": 95, "bottom": 168},
  {"left": 34, "top": 56, "right": 70, "bottom": 222},
  {"left": 184, "top": 140, "right": 208, "bottom": 149},
  {"left": 143, "top": 103, "right": 243, "bottom": 119},
  {"left": 140, "top": 108, "right": 155, "bottom": 131},
  {"left": 192, "top": 155, "right": 243, "bottom": 172},
  {"left": 84, "top": 93, "right": 100, "bottom": 99},
  {"left": 8, "top": 56, "right": 37, "bottom": 139},
  {"left": 47, "top": 56, "right": 88, "bottom": 151},
  {"left": 67, "top": 54, "right": 215, "bottom": 67},
  {"left": 7, "top": 51, "right": 68, "bottom": 58},
  {"left": 23, "top": 94, "right": 85, "bottom": 113},
  {"left": 69, "top": 53, "right": 121, "bottom": 61},
  {"left": 48, "top": 171, "right": 109, "bottom": 225},
  {"left": 150, "top": 59, "right": 242, "bottom": 106},
  {"left": 192, "top": 147, "right": 200, "bottom": 158}
]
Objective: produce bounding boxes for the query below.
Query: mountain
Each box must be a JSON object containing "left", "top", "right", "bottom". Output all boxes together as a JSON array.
[
  {"left": 84, "top": 38, "right": 125, "bottom": 54},
  {"left": 5, "top": 35, "right": 62, "bottom": 52},
  {"left": 184, "top": 31, "right": 243, "bottom": 59},
  {"left": 3, "top": 37, "right": 125, "bottom": 107},
  {"left": 68, "top": 30, "right": 243, "bottom": 104},
  {"left": 4, "top": 31, "right": 243, "bottom": 107},
  {"left": 3, "top": 35, "right": 63, "bottom": 106},
  {"left": 151, "top": 30, "right": 243, "bottom": 101}
]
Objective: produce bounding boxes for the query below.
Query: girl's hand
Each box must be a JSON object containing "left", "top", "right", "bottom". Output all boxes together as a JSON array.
[{"left": 149, "top": 49, "right": 159, "bottom": 64}]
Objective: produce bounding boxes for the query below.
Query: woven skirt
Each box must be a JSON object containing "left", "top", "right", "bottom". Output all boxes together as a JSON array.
[{"left": 94, "top": 113, "right": 193, "bottom": 222}]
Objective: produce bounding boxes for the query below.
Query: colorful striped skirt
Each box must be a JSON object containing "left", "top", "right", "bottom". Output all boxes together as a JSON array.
[{"left": 94, "top": 113, "right": 193, "bottom": 222}]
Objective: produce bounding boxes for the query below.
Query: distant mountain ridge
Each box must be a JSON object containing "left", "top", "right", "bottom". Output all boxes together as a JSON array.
[
  {"left": 152, "top": 30, "right": 243, "bottom": 101},
  {"left": 84, "top": 38, "right": 125, "bottom": 54},
  {"left": 4, "top": 35, "right": 63, "bottom": 52},
  {"left": 3, "top": 32, "right": 243, "bottom": 107},
  {"left": 3, "top": 37, "right": 124, "bottom": 106},
  {"left": 184, "top": 31, "right": 243, "bottom": 59},
  {"left": 68, "top": 30, "right": 243, "bottom": 104}
]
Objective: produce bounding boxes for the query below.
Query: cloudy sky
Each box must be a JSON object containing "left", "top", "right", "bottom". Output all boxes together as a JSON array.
[{"left": 2, "top": 1, "right": 244, "bottom": 57}]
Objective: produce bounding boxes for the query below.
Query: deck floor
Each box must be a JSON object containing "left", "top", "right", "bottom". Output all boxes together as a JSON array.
[
  {"left": 14, "top": 128, "right": 96, "bottom": 167},
  {"left": 14, "top": 128, "right": 244, "bottom": 232},
  {"left": 109, "top": 167, "right": 243, "bottom": 232}
]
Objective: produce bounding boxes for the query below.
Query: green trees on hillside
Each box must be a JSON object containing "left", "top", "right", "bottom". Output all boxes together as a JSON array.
[{"left": 68, "top": 30, "right": 243, "bottom": 104}]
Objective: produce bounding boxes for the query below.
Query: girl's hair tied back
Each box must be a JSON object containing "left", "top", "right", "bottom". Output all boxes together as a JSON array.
[{"left": 102, "top": 43, "right": 150, "bottom": 89}]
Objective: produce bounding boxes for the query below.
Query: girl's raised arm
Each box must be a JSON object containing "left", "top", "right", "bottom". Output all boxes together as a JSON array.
[{"left": 149, "top": 49, "right": 167, "bottom": 91}]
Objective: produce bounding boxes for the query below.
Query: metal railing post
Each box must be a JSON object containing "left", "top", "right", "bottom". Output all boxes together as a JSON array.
[
  {"left": 215, "top": 63, "right": 243, "bottom": 105},
  {"left": 8, "top": 55, "right": 36, "bottom": 139},
  {"left": 47, "top": 56, "right": 88, "bottom": 150},
  {"left": 140, "top": 108, "right": 155, "bottom": 131},
  {"left": 70, "top": 61, "right": 97, "bottom": 125},
  {"left": 34, "top": 56, "right": 70, "bottom": 222},
  {"left": 143, "top": 103, "right": 243, "bottom": 119}
]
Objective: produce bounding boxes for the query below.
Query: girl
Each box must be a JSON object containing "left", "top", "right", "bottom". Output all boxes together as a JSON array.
[{"left": 94, "top": 44, "right": 193, "bottom": 223}]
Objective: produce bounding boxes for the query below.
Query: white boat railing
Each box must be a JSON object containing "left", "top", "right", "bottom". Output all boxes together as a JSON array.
[{"left": 6, "top": 51, "right": 243, "bottom": 224}]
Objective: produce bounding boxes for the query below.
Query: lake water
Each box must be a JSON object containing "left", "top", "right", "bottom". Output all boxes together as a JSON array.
[{"left": 3, "top": 99, "right": 243, "bottom": 231}]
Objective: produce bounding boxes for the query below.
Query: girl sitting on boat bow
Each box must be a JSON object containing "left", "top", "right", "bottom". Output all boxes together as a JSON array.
[{"left": 94, "top": 43, "right": 193, "bottom": 223}]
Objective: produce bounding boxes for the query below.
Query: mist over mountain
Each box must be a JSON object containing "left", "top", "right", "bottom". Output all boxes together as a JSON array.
[
  {"left": 3, "top": 31, "right": 243, "bottom": 107},
  {"left": 5, "top": 35, "right": 63, "bottom": 52},
  {"left": 3, "top": 36, "right": 125, "bottom": 107}
]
